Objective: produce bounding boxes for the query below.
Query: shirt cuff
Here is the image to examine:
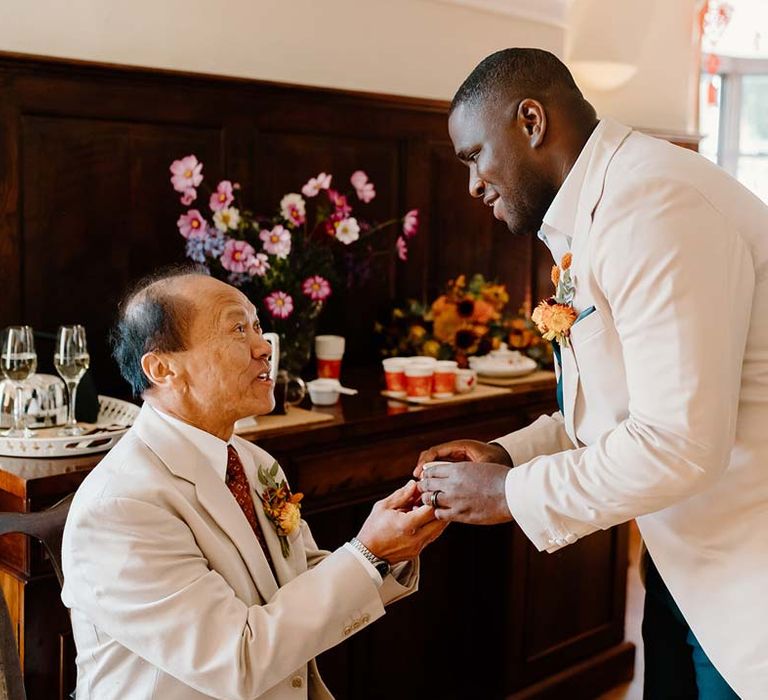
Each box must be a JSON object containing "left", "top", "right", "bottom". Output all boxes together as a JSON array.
[{"left": 343, "top": 542, "right": 383, "bottom": 587}]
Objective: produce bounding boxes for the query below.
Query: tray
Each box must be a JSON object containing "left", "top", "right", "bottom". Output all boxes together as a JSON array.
[
  {"left": 0, "top": 395, "right": 140, "bottom": 458},
  {"left": 381, "top": 383, "right": 511, "bottom": 405}
]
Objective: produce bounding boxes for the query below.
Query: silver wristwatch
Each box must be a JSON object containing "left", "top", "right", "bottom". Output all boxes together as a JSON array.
[{"left": 349, "top": 537, "right": 391, "bottom": 578}]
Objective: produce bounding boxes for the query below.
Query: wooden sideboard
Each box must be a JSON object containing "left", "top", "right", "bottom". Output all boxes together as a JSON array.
[{"left": 0, "top": 372, "right": 633, "bottom": 700}]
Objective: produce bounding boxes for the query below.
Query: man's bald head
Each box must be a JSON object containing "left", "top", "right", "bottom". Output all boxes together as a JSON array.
[{"left": 111, "top": 265, "right": 208, "bottom": 396}]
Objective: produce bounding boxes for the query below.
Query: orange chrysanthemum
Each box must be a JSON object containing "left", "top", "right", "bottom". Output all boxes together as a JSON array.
[
  {"left": 532, "top": 299, "right": 577, "bottom": 343},
  {"left": 561, "top": 252, "right": 572, "bottom": 270},
  {"left": 551, "top": 265, "right": 560, "bottom": 287}
]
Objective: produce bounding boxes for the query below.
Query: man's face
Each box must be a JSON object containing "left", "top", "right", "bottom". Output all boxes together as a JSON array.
[
  {"left": 448, "top": 99, "right": 555, "bottom": 237},
  {"left": 171, "top": 276, "right": 275, "bottom": 422}
]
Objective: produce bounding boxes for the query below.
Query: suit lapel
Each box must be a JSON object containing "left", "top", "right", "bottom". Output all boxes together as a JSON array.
[
  {"left": 234, "top": 437, "right": 306, "bottom": 585},
  {"left": 562, "top": 120, "right": 633, "bottom": 444},
  {"left": 134, "top": 404, "right": 280, "bottom": 601}
]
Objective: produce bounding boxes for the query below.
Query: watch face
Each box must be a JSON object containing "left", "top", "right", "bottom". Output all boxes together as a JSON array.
[{"left": 375, "top": 561, "right": 390, "bottom": 577}]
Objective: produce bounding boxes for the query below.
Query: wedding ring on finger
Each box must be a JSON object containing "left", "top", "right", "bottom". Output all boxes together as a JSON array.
[{"left": 429, "top": 490, "right": 442, "bottom": 508}]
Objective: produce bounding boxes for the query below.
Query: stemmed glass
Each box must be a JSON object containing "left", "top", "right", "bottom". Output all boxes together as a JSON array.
[
  {"left": 54, "top": 325, "right": 90, "bottom": 436},
  {"left": 1, "top": 326, "right": 37, "bottom": 438}
]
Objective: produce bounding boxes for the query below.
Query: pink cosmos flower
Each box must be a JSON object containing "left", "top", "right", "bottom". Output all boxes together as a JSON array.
[
  {"left": 335, "top": 217, "right": 360, "bottom": 245},
  {"left": 209, "top": 180, "right": 234, "bottom": 211},
  {"left": 177, "top": 209, "right": 207, "bottom": 239},
  {"left": 220, "top": 239, "right": 256, "bottom": 273},
  {"left": 280, "top": 193, "right": 306, "bottom": 226},
  {"left": 249, "top": 253, "right": 270, "bottom": 277},
  {"left": 180, "top": 188, "right": 197, "bottom": 206},
  {"left": 301, "top": 172, "right": 333, "bottom": 198},
  {"left": 265, "top": 291, "right": 294, "bottom": 319},
  {"left": 170, "top": 155, "right": 203, "bottom": 193},
  {"left": 403, "top": 208, "right": 419, "bottom": 238},
  {"left": 302, "top": 275, "right": 332, "bottom": 301},
  {"left": 396, "top": 236, "right": 408, "bottom": 261},
  {"left": 350, "top": 170, "right": 376, "bottom": 203},
  {"left": 327, "top": 189, "right": 352, "bottom": 217},
  {"left": 259, "top": 225, "right": 292, "bottom": 259}
]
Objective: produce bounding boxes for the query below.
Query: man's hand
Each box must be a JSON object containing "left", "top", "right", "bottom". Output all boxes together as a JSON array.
[
  {"left": 414, "top": 439, "right": 512, "bottom": 478},
  {"left": 356, "top": 481, "right": 448, "bottom": 563},
  {"left": 417, "top": 462, "right": 513, "bottom": 525}
]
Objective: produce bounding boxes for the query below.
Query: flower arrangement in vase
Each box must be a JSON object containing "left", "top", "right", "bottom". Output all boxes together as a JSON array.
[{"left": 170, "top": 156, "right": 419, "bottom": 372}]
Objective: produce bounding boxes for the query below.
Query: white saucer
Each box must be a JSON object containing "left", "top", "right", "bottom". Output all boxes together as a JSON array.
[{"left": 468, "top": 355, "right": 538, "bottom": 378}]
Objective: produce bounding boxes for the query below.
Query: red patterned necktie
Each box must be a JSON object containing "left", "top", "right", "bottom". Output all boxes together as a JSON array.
[{"left": 225, "top": 444, "right": 277, "bottom": 574}]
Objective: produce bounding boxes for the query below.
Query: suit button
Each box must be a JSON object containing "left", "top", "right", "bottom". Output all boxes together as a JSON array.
[
  {"left": 352, "top": 619, "right": 361, "bottom": 630},
  {"left": 343, "top": 626, "right": 352, "bottom": 636},
  {"left": 361, "top": 614, "right": 370, "bottom": 624},
  {"left": 291, "top": 676, "right": 303, "bottom": 689},
  {"left": 565, "top": 533, "right": 577, "bottom": 544}
]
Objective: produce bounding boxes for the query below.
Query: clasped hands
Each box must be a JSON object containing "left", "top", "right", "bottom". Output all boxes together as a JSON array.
[
  {"left": 356, "top": 439, "right": 513, "bottom": 564},
  {"left": 413, "top": 439, "right": 514, "bottom": 525}
]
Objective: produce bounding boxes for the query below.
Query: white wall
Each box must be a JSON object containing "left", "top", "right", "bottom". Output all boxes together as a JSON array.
[
  {"left": 0, "top": 0, "right": 562, "bottom": 102},
  {"left": 0, "top": 0, "right": 700, "bottom": 130},
  {"left": 566, "top": 0, "right": 698, "bottom": 132}
]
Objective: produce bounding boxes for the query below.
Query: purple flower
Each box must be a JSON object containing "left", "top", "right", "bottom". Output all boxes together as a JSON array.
[
  {"left": 220, "top": 239, "right": 256, "bottom": 273},
  {"left": 265, "top": 291, "right": 294, "bottom": 319},
  {"left": 327, "top": 189, "right": 352, "bottom": 217},
  {"left": 170, "top": 155, "right": 203, "bottom": 193},
  {"left": 204, "top": 231, "right": 227, "bottom": 258},
  {"left": 186, "top": 235, "right": 207, "bottom": 263},
  {"left": 210, "top": 180, "right": 235, "bottom": 212},
  {"left": 177, "top": 209, "right": 207, "bottom": 239},
  {"left": 227, "top": 272, "right": 250, "bottom": 288}
]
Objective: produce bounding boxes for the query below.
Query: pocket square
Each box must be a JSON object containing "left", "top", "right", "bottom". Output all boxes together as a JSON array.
[{"left": 575, "top": 305, "right": 596, "bottom": 323}]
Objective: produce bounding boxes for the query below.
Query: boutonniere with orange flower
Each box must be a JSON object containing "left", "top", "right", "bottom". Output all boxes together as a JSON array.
[
  {"left": 257, "top": 462, "right": 304, "bottom": 558},
  {"left": 532, "top": 252, "right": 578, "bottom": 347}
]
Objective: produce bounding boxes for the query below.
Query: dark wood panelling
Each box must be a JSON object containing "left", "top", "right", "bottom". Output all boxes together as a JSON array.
[{"left": 0, "top": 52, "right": 539, "bottom": 398}]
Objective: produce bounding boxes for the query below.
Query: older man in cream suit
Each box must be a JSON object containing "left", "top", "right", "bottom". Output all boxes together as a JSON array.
[
  {"left": 62, "top": 270, "right": 445, "bottom": 699},
  {"left": 417, "top": 49, "right": 768, "bottom": 698}
]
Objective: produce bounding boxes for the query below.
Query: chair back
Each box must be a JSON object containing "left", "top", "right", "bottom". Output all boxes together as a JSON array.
[{"left": 0, "top": 493, "right": 75, "bottom": 700}]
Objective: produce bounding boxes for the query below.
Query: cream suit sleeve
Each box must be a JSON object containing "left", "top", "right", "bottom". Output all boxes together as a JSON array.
[
  {"left": 65, "top": 496, "right": 390, "bottom": 700},
  {"left": 493, "top": 412, "right": 575, "bottom": 466},
  {"left": 505, "top": 178, "right": 755, "bottom": 552}
]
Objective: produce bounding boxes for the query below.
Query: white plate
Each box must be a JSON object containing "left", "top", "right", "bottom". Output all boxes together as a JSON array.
[
  {"left": 468, "top": 356, "right": 538, "bottom": 378},
  {"left": 0, "top": 395, "right": 139, "bottom": 458}
]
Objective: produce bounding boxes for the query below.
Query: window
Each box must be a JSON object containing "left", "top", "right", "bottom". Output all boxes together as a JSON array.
[{"left": 699, "top": 0, "right": 768, "bottom": 202}]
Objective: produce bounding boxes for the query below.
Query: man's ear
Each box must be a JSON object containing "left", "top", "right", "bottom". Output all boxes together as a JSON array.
[
  {"left": 141, "top": 352, "right": 181, "bottom": 391},
  {"left": 517, "top": 98, "right": 547, "bottom": 149}
]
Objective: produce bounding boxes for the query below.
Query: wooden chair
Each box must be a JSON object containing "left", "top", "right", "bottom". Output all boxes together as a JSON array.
[{"left": 0, "top": 494, "right": 74, "bottom": 700}]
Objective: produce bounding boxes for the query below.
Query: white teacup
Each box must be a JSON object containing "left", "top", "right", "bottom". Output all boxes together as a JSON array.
[{"left": 455, "top": 368, "right": 477, "bottom": 393}]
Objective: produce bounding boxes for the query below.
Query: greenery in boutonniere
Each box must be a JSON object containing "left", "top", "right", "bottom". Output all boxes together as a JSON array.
[
  {"left": 257, "top": 462, "right": 304, "bottom": 558},
  {"left": 532, "top": 252, "right": 578, "bottom": 347}
]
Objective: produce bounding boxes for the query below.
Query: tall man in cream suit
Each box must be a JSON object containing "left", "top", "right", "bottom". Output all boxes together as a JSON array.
[
  {"left": 416, "top": 49, "right": 768, "bottom": 698},
  {"left": 62, "top": 269, "right": 445, "bottom": 699}
]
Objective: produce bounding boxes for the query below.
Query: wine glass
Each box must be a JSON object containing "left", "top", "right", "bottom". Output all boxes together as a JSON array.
[
  {"left": 1, "top": 326, "right": 37, "bottom": 438},
  {"left": 54, "top": 325, "right": 90, "bottom": 436}
]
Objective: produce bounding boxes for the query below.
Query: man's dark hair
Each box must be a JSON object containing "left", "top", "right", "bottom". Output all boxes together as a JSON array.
[
  {"left": 111, "top": 264, "right": 208, "bottom": 396},
  {"left": 451, "top": 48, "right": 583, "bottom": 113}
]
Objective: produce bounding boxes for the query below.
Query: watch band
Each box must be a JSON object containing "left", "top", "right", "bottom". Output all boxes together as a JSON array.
[{"left": 349, "top": 537, "right": 391, "bottom": 578}]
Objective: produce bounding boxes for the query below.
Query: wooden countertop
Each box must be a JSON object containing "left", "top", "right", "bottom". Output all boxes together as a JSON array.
[{"left": 0, "top": 368, "right": 555, "bottom": 503}]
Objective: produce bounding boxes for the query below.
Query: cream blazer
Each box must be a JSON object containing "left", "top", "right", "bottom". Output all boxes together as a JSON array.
[
  {"left": 61, "top": 403, "right": 418, "bottom": 700},
  {"left": 498, "top": 119, "right": 768, "bottom": 698}
]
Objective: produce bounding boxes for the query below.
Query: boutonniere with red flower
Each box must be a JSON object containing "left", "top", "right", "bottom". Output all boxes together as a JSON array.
[
  {"left": 257, "top": 462, "right": 304, "bottom": 558},
  {"left": 532, "top": 252, "right": 578, "bottom": 347}
]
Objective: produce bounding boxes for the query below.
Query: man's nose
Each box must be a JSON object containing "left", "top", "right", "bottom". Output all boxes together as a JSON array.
[{"left": 252, "top": 333, "right": 272, "bottom": 360}]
